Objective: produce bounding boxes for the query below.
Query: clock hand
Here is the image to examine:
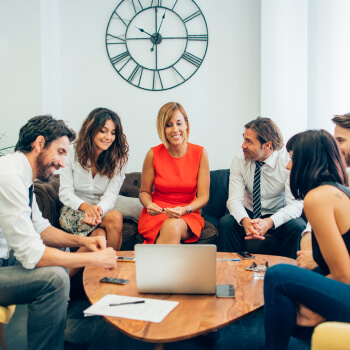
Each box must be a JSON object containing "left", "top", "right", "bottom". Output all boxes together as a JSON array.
[
  {"left": 150, "top": 11, "right": 166, "bottom": 52},
  {"left": 135, "top": 26, "right": 154, "bottom": 38}
]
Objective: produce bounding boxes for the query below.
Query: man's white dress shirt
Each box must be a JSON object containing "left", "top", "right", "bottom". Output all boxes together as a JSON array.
[
  {"left": 0, "top": 152, "right": 49, "bottom": 269},
  {"left": 227, "top": 148, "right": 303, "bottom": 228},
  {"left": 59, "top": 145, "right": 126, "bottom": 214}
]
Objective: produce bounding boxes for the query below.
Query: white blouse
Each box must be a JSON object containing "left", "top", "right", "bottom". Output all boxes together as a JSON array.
[{"left": 59, "top": 145, "right": 127, "bottom": 214}]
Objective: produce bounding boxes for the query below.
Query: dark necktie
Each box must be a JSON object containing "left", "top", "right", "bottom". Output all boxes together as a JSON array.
[
  {"left": 252, "top": 161, "right": 264, "bottom": 219},
  {"left": 29, "top": 184, "right": 34, "bottom": 220}
]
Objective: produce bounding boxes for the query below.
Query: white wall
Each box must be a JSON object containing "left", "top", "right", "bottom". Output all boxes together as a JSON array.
[
  {"left": 307, "top": 0, "right": 350, "bottom": 131},
  {"left": 2, "top": 0, "right": 350, "bottom": 171},
  {"left": 57, "top": 0, "right": 261, "bottom": 171},
  {"left": 0, "top": 0, "right": 42, "bottom": 150},
  {"left": 261, "top": 0, "right": 308, "bottom": 143},
  {"left": 0, "top": 0, "right": 261, "bottom": 171}
]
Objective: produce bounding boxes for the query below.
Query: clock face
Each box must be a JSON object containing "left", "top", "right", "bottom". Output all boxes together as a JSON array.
[{"left": 106, "top": 0, "right": 208, "bottom": 91}]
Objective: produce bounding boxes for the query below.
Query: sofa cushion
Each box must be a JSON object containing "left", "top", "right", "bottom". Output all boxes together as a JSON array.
[
  {"left": 202, "top": 169, "right": 230, "bottom": 227},
  {"left": 120, "top": 172, "right": 141, "bottom": 198},
  {"left": 113, "top": 195, "right": 143, "bottom": 223}
]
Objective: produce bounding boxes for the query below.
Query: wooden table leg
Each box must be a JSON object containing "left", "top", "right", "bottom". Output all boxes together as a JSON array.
[{"left": 154, "top": 343, "right": 164, "bottom": 350}]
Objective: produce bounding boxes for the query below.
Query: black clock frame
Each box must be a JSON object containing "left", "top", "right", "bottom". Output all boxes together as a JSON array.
[{"left": 105, "top": 0, "right": 209, "bottom": 91}]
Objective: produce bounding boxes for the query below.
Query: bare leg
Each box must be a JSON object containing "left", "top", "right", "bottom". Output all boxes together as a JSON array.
[
  {"left": 99, "top": 210, "right": 123, "bottom": 251},
  {"left": 69, "top": 228, "right": 106, "bottom": 277},
  {"left": 68, "top": 228, "right": 106, "bottom": 277},
  {"left": 155, "top": 218, "right": 192, "bottom": 244}
]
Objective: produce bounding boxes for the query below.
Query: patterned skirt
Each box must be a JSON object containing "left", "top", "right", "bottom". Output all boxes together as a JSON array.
[{"left": 59, "top": 206, "right": 105, "bottom": 236}]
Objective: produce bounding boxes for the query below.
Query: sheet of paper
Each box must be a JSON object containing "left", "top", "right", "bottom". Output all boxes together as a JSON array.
[{"left": 83, "top": 294, "right": 178, "bottom": 323}]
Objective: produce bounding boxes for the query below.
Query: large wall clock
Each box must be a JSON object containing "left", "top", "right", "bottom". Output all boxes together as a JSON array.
[{"left": 105, "top": 0, "right": 208, "bottom": 91}]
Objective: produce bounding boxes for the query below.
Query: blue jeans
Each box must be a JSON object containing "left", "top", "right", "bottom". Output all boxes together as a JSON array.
[
  {"left": 264, "top": 264, "right": 350, "bottom": 350},
  {"left": 0, "top": 250, "right": 70, "bottom": 350}
]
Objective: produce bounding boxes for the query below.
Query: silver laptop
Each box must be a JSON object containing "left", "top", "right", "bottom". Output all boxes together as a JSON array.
[{"left": 135, "top": 244, "right": 217, "bottom": 294}]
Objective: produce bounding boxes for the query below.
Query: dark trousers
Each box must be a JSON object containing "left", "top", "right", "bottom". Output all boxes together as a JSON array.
[
  {"left": 217, "top": 211, "right": 306, "bottom": 259},
  {"left": 264, "top": 264, "right": 350, "bottom": 349}
]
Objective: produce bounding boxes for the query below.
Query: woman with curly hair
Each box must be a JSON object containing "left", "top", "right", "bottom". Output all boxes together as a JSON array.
[{"left": 59, "top": 108, "right": 129, "bottom": 263}]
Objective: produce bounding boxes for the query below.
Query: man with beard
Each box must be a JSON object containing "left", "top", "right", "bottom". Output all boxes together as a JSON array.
[
  {"left": 0, "top": 115, "right": 117, "bottom": 350},
  {"left": 298, "top": 113, "right": 350, "bottom": 269},
  {"left": 218, "top": 117, "right": 306, "bottom": 258}
]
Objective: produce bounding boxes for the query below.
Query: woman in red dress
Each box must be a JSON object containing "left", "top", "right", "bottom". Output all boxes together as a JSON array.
[{"left": 138, "top": 102, "right": 210, "bottom": 244}]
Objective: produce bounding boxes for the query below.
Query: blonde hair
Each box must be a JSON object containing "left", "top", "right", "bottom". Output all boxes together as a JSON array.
[{"left": 156, "top": 102, "right": 190, "bottom": 146}]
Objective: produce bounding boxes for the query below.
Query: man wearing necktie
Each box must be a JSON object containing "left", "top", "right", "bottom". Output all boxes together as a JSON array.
[
  {"left": 218, "top": 117, "right": 306, "bottom": 259},
  {"left": 0, "top": 116, "right": 118, "bottom": 350}
]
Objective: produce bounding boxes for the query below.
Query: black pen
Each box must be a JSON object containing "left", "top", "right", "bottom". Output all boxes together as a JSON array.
[{"left": 109, "top": 300, "right": 145, "bottom": 306}]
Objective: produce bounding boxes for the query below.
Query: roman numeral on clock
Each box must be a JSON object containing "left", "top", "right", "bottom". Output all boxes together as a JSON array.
[
  {"left": 183, "top": 10, "right": 201, "bottom": 23},
  {"left": 188, "top": 34, "right": 208, "bottom": 41},
  {"left": 181, "top": 51, "right": 202, "bottom": 67},
  {"left": 111, "top": 51, "right": 130, "bottom": 65}
]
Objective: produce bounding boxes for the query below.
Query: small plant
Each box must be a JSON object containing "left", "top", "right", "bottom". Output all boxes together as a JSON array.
[{"left": 0, "top": 133, "right": 14, "bottom": 156}]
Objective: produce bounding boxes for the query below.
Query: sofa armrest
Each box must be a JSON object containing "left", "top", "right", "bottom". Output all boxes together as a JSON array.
[{"left": 34, "top": 175, "right": 62, "bottom": 228}]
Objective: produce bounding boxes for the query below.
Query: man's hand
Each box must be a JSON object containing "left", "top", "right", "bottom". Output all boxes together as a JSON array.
[
  {"left": 83, "top": 236, "right": 107, "bottom": 252},
  {"left": 83, "top": 205, "right": 103, "bottom": 226},
  {"left": 146, "top": 202, "right": 163, "bottom": 216},
  {"left": 297, "top": 250, "right": 318, "bottom": 270},
  {"left": 164, "top": 206, "right": 185, "bottom": 218},
  {"left": 251, "top": 218, "right": 274, "bottom": 236},
  {"left": 241, "top": 217, "right": 263, "bottom": 239},
  {"left": 93, "top": 247, "right": 118, "bottom": 269},
  {"left": 297, "top": 304, "right": 325, "bottom": 327}
]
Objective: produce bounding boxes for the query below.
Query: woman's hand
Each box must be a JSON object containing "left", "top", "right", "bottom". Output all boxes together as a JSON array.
[
  {"left": 83, "top": 205, "right": 103, "bottom": 226},
  {"left": 296, "top": 304, "right": 325, "bottom": 327},
  {"left": 146, "top": 202, "right": 164, "bottom": 216},
  {"left": 164, "top": 206, "right": 186, "bottom": 218}
]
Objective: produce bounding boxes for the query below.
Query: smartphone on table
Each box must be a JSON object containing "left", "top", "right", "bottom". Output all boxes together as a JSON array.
[
  {"left": 100, "top": 277, "right": 129, "bottom": 285},
  {"left": 236, "top": 252, "right": 255, "bottom": 259},
  {"left": 216, "top": 284, "right": 235, "bottom": 298}
]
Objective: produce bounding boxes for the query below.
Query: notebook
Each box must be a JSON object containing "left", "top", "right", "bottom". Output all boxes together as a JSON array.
[{"left": 135, "top": 244, "right": 217, "bottom": 294}]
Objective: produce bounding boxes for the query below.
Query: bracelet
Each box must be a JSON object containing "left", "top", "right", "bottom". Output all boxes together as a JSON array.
[{"left": 188, "top": 205, "right": 192, "bottom": 214}]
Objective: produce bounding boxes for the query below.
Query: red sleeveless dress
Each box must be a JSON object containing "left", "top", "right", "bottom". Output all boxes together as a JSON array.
[{"left": 138, "top": 143, "right": 204, "bottom": 244}]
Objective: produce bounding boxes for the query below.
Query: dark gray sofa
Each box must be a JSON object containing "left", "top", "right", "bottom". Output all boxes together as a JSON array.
[
  {"left": 34, "top": 170, "right": 281, "bottom": 254},
  {"left": 33, "top": 172, "right": 218, "bottom": 251}
]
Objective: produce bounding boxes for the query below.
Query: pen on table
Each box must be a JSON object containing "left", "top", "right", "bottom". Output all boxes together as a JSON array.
[
  {"left": 116, "top": 256, "right": 135, "bottom": 261},
  {"left": 216, "top": 258, "right": 241, "bottom": 261},
  {"left": 109, "top": 301, "right": 145, "bottom": 306}
]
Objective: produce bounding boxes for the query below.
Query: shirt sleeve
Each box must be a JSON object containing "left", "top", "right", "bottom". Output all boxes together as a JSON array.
[
  {"left": 97, "top": 163, "right": 127, "bottom": 214},
  {"left": 302, "top": 221, "right": 312, "bottom": 236},
  {"left": 270, "top": 172, "right": 304, "bottom": 228},
  {"left": 59, "top": 148, "right": 85, "bottom": 210},
  {"left": 226, "top": 156, "right": 249, "bottom": 224},
  {"left": 0, "top": 175, "right": 46, "bottom": 269}
]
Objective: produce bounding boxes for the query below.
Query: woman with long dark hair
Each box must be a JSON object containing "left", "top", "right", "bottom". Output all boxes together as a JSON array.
[
  {"left": 59, "top": 108, "right": 129, "bottom": 259},
  {"left": 264, "top": 129, "right": 350, "bottom": 349}
]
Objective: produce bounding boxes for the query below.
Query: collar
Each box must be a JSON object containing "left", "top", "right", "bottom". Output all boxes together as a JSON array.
[
  {"left": 260, "top": 149, "right": 281, "bottom": 169},
  {"left": 16, "top": 151, "right": 34, "bottom": 188}
]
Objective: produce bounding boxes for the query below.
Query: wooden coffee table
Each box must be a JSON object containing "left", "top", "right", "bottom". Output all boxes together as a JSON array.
[{"left": 83, "top": 252, "right": 295, "bottom": 350}]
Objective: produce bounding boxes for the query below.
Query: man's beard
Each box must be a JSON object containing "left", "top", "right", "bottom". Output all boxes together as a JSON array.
[
  {"left": 36, "top": 152, "right": 60, "bottom": 182},
  {"left": 344, "top": 152, "right": 350, "bottom": 167}
]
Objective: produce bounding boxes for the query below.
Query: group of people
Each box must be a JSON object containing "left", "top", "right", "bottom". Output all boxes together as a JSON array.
[{"left": 0, "top": 102, "right": 349, "bottom": 349}]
